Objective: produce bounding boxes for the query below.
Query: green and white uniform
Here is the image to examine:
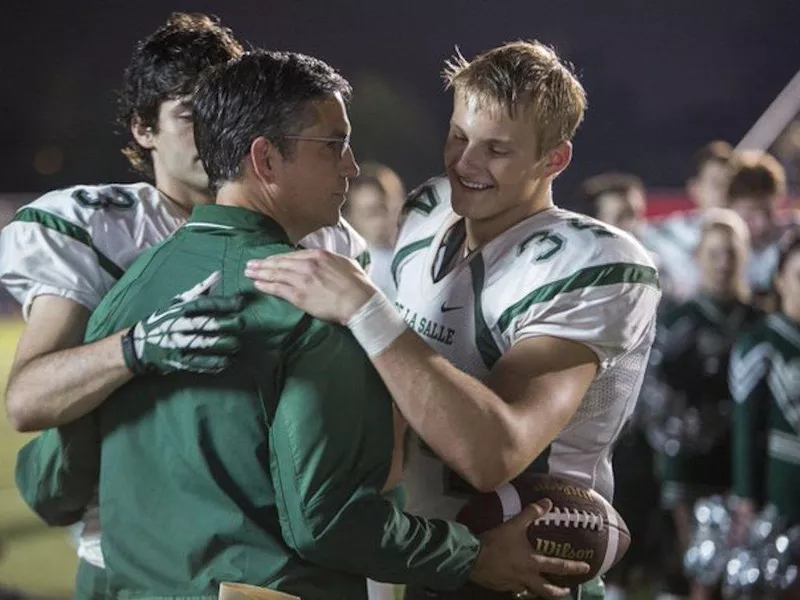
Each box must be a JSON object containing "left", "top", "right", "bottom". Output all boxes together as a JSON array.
[
  {"left": 651, "top": 295, "right": 761, "bottom": 508},
  {"left": 729, "top": 312, "right": 800, "bottom": 525},
  {"left": 15, "top": 205, "right": 476, "bottom": 600},
  {"left": 393, "top": 176, "right": 660, "bottom": 518},
  {"left": 0, "top": 183, "right": 368, "bottom": 571},
  {"left": 395, "top": 177, "right": 660, "bottom": 600},
  {"left": 0, "top": 183, "right": 186, "bottom": 317}
]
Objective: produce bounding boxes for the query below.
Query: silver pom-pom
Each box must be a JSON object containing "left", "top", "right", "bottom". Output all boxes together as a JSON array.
[
  {"left": 722, "top": 548, "right": 761, "bottom": 599},
  {"left": 720, "top": 504, "right": 797, "bottom": 599},
  {"left": 761, "top": 525, "right": 800, "bottom": 594},
  {"left": 685, "top": 496, "right": 734, "bottom": 585},
  {"left": 638, "top": 376, "right": 732, "bottom": 455}
]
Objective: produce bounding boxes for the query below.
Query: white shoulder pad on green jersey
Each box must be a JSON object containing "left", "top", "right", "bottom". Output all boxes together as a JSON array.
[{"left": 0, "top": 182, "right": 184, "bottom": 319}]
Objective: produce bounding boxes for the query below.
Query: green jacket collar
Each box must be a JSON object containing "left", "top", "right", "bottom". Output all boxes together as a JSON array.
[{"left": 186, "top": 205, "right": 289, "bottom": 242}]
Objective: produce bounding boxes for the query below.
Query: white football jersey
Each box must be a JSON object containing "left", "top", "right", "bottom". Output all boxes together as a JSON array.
[
  {"left": 0, "top": 181, "right": 367, "bottom": 569},
  {"left": 0, "top": 182, "right": 369, "bottom": 320},
  {"left": 0, "top": 183, "right": 185, "bottom": 319},
  {"left": 394, "top": 176, "right": 661, "bottom": 520}
]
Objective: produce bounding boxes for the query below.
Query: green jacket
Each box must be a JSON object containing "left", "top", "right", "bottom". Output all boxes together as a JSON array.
[
  {"left": 730, "top": 312, "right": 800, "bottom": 525},
  {"left": 15, "top": 205, "right": 480, "bottom": 599},
  {"left": 651, "top": 294, "right": 761, "bottom": 507}
]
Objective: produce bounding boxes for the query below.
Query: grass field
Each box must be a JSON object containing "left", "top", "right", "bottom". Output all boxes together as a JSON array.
[{"left": 0, "top": 319, "right": 78, "bottom": 595}]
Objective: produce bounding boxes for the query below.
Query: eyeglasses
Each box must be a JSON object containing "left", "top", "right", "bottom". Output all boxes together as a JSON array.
[{"left": 283, "top": 135, "right": 352, "bottom": 158}]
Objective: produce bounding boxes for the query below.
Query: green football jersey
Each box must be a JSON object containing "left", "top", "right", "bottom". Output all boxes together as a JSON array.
[{"left": 15, "top": 205, "right": 479, "bottom": 600}]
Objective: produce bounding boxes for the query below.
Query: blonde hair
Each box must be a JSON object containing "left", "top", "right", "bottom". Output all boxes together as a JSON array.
[
  {"left": 443, "top": 40, "right": 587, "bottom": 157},
  {"left": 698, "top": 207, "right": 751, "bottom": 301}
]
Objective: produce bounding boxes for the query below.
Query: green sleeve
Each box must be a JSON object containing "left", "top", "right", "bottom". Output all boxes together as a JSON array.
[
  {"left": 14, "top": 415, "right": 100, "bottom": 526},
  {"left": 729, "top": 338, "right": 769, "bottom": 501},
  {"left": 270, "top": 323, "right": 480, "bottom": 590}
]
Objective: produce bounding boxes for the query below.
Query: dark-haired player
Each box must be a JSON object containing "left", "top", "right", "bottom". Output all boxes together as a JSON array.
[{"left": 0, "top": 11, "right": 365, "bottom": 586}]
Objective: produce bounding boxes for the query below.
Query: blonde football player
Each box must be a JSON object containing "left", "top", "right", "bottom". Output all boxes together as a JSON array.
[{"left": 246, "top": 41, "right": 661, "bottom": 600}]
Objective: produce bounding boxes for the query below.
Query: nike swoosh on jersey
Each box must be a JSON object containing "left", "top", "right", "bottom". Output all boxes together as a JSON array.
[{"left": 440, "top": 303, "right": 463, "bottom": 313}]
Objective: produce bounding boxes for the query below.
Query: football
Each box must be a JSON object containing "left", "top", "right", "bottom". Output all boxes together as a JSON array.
[{"left": 456, "top": 473, "right": 630, "bottom": 588}]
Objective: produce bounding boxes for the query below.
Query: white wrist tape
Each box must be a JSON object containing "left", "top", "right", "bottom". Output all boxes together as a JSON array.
[{"left": 346, "top": 292, "right": 407, "bottom": 357}]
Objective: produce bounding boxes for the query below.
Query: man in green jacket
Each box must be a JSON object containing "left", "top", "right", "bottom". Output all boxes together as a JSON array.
[{"left": 16, "top": 50, "right": 585, "bottom": 600}]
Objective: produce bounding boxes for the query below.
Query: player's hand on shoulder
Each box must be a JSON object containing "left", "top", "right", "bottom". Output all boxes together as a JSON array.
[
  {"left": 244, "top": 249, "right": 377, "bottom": 325},
  {"left": 123, "top": 271, "right": 245, "bottom": 376},
  {"left": 469, "top": 499, "right": 590, "bottom": 599}
]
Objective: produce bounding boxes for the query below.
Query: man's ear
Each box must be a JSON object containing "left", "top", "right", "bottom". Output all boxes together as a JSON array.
[
  {"left": 131, "top": 113, "right": 155, "bottom": 149},
  {"left": 541, "top": 141, "right": 573, "bottom": 179},
  {"left": 249, "top": 136, "right": 282, "bottom": 185}
]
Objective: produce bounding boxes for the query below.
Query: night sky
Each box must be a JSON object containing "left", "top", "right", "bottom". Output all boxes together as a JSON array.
[{"left": 1, "top": 0, "right": 798, "bottom": 202}]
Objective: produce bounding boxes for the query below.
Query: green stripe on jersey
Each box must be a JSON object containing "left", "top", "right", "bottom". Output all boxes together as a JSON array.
[
  {"left": 469, "top": 256, "right": 502, "bottom": 368},
  {"left": 355, "top": 249, "right": 371, "bottom": 270},
  {"left": 13, "top": 207, "right": 126, "bottom": 280},
  {"left": 498, "top": 262, "right": 659, "bottom": 333},
  {"left": 390, "top": 236, "right": 434, "bottom": 285}
]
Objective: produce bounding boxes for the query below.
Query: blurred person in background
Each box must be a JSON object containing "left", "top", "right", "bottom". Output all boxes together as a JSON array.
[
  {"left": 646, "top": 141, "right": 734, "bottom": 301},
  {"left": 725, "top": 150, "right": 791, "bottom": 310},
  {"left": 729, "top": 228, "right": 800, "bottom": 534},
  {"left": 649, "top": 209, "right": 761, "bottom": 600},
  {"left": 579, "top": 172, "right": 647, "bottom": 237},
  {"left": 1, "top": 13, "right": 368, "bottom": 598},
  {"left": 773, "top": 120, "right": 800, "bottom": 197},
  {"left": 344, "top": 162, "right": 406, "bottom": 300},
  {"left": 580, "top": 172, "right": 663, "bottom": 600}
]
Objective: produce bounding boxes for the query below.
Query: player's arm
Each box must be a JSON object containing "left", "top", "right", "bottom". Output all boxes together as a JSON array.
[
  {"left": 374, "top": 332, "right": 597, "bottom": 491},
  {"left": 270, "top": 319, "right": 585, "bottom": 597},
  {"left": 5, "top": 295, "right": 131, "bottom": 432},
  {"left": 0, "top": 208, "right": 133, "bottom": 431},
  {"left": 246, "top": 250, "right": 659, "bottom": 492},
  {"left": 5, "top": 273, "right": 244, "bottom": 432}
]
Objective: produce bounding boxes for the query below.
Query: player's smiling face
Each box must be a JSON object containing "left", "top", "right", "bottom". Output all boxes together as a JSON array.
[{"left": 444, "top": 92, "right": 567, "bottom": 228}]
